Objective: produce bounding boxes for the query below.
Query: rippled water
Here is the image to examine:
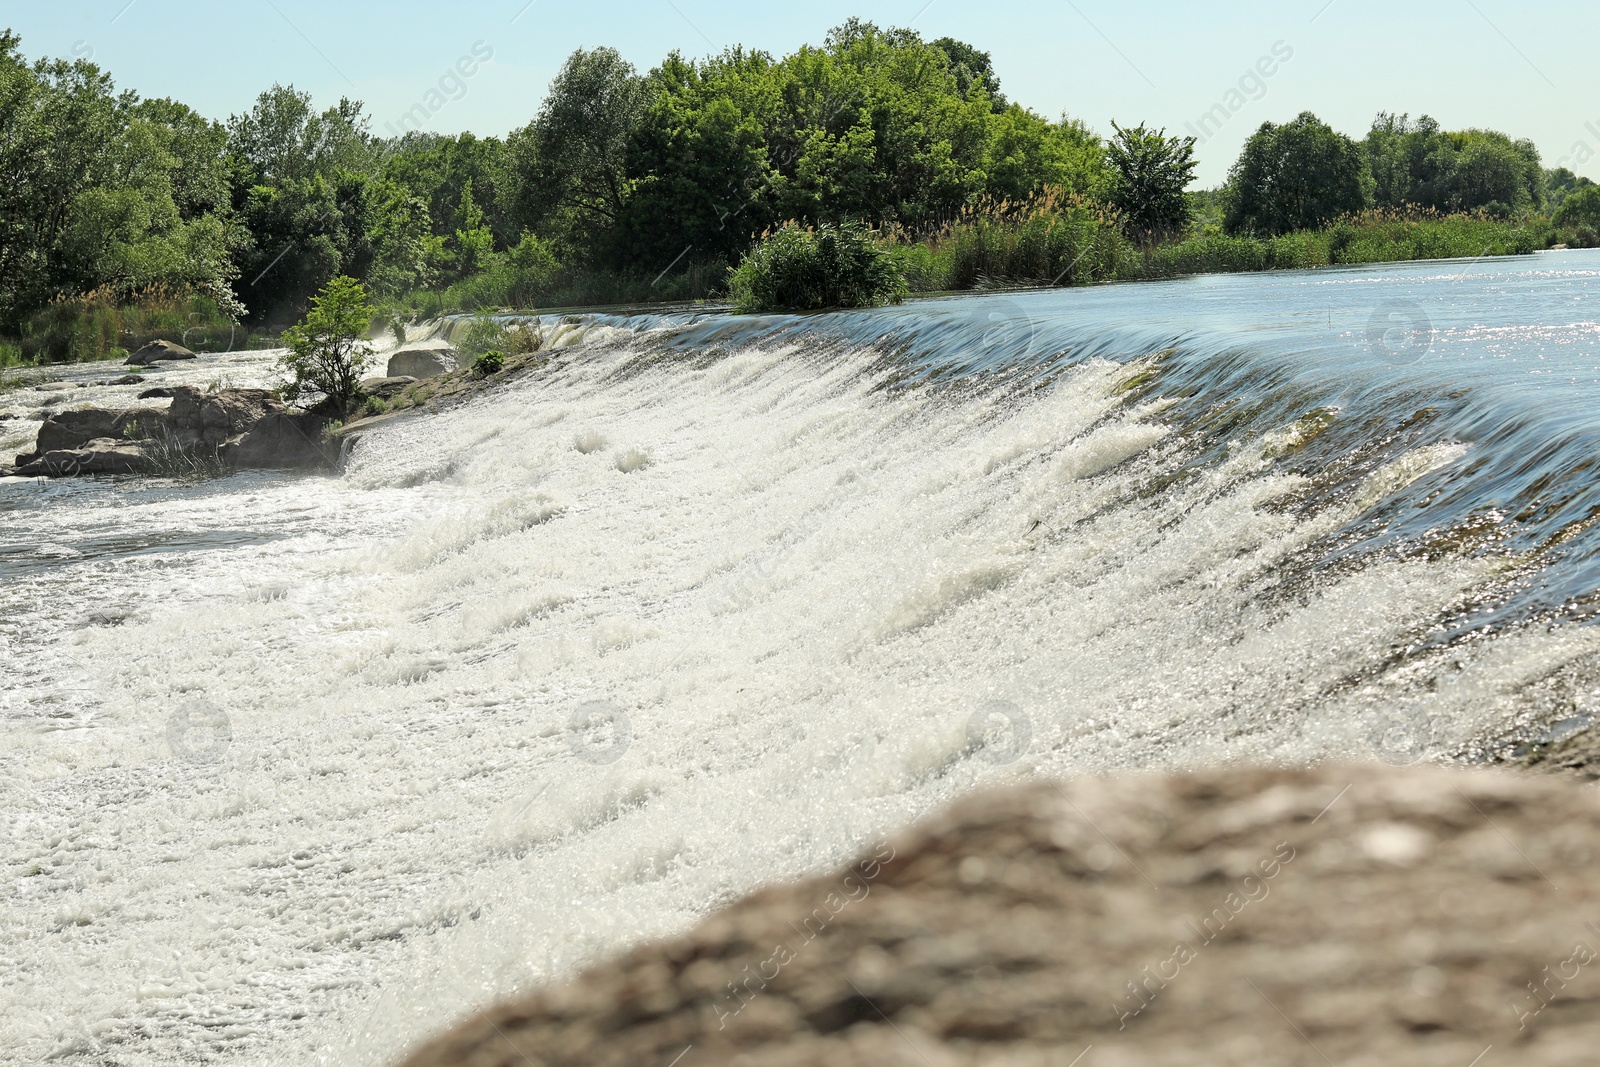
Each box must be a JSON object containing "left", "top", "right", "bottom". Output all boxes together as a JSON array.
[{"left": 5, "top": 252, "right": 1600, "bottom": 1065}]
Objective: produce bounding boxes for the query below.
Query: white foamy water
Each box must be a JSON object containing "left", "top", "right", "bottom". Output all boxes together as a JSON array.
[{"left": 3, "top": 322, "right": 1593, "bottom": 1065}]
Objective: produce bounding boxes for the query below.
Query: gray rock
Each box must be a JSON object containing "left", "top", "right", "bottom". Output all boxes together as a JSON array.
[
  {"left": 166, "top": 386, "right": 283, "bottom": 449},
  {"left": 126, "top": 340, "right": 196, "bottom": 365},
  {"left": 387, "top": 342, "right": 456, "bottom": 379},
  {"left": 16, "top": 438, "right": 144, "bottom": 477},
  {"left": 360, "top": 375, "right": 418, "bottom": 400},
  {"left": 102, "top": 375, "right": 146, "bottom": 386},
  {"left": 219, "top": 412, "right": 334, "bottom": 470},
  {"left": 398, "top": 762, "right": 1600, "bottom": 1067},
  {"left": 36, "top": 408, "right": 146, "bottom": 453},
  {"left": 33, "top": 382, "right": 78, "bottom": 392},
  {"left": 137, "top": 386, "right": 180, "bottom": 399}
]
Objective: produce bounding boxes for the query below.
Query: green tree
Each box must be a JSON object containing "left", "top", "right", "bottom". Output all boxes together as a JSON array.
[
  {"left": 279, "top": 275, "right": 375, "bottom": 415},
  {"left": 1224, "top": 112, "right": 1371, "bottom": 236},
  {"left": 227, "top": 85, "right": 376, "bottom": 186},
  {"left": 1555, "top": 185, "right": 1600, "bottom": 229},
  {"left": 930, "top": 37, "right": 1005, "bottom": 109},
  {"left": 506, "top": 47, "right": 649, "bottom": 254},
  {"left": 1105, "top": 121, "right": 1197, "bottom": 241}
]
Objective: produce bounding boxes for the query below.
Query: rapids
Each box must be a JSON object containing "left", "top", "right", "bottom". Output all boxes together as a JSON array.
[{"left": 5, "top": 250, "right": 1600, "bottom": 1064}]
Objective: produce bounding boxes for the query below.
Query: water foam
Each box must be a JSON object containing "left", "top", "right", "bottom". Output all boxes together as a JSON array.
[{"left": 2, "top": 323, "right": 1591, "bottom": 1066}]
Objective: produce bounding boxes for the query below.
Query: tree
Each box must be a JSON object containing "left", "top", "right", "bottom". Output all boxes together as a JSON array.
[
  {"left": 1555, "top": 186, "right": 1600, "bottom": 230},
  {"left": 1364, "top": 113, "right": 1543, "bottom": 214},
  {"left": 506, "top": 47, "right": 649, "bottom": 253},
  {"left": 1224, "top": 112, "right": 1370, "bottom": 236},
  {"left": 278, "top": 275, "right": 375, "bottom": 415},
  {"left": 930, "top": 37, "right": 1005, "bottom": 109},
  {"left": 227, "top": 85, "right": 376, "bottom": 186},
  {"left": 1105, "top": 121, "right": 1197, "bottom": 241}
]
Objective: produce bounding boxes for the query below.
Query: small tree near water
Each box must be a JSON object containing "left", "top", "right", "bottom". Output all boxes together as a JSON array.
[{"left": 279, "top": 276, "right": 376, "bottom": 416}]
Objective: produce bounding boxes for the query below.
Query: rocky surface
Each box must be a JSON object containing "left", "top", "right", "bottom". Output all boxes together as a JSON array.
[
  {"left": 17, "top": 437, "right": 145, "bottom": 476},
  {"left": 11, "top": 385, "right": 333, "bottom": 476},
  {"left": 125, "top": 339, "right": 196, "bottom": 365},
  {"left": 398, "top": 763, "right": 1600, "bottom": 1067},
  {"left": 388, "top": 341, "right": 456, "bottom": 379},
  {"left": 361, "top": 374, "right": 420, "bottom": 400}
]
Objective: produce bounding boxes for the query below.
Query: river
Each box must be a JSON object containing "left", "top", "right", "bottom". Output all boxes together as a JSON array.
[{"left": 5, "top": 250, "right": 1600, "bottom": 1064}]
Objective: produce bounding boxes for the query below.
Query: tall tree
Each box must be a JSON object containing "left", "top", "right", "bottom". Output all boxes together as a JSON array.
[
  {"left": 1105, "top": 121, "right": 1197, "bottom": 242},
  {"left": 1224, "top": 112, "right": 1371, "bottom": 236},
  {"left": 505, "top": 47, "right": 649, "bottom": 253}
]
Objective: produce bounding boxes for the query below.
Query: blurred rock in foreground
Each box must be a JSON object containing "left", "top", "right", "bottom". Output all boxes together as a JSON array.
[{"left": 398, "top": 764, "right": 1600, "bottom": 1066}]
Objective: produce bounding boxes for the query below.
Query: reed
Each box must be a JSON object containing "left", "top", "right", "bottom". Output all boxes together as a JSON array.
[{"left": 17, "top": 285, "right": 241, "bottom": 364}]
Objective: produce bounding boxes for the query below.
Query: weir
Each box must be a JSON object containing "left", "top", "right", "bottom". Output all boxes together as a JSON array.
[{"left": 5, "top": 252, "right": 1600, "bottom": 1064}]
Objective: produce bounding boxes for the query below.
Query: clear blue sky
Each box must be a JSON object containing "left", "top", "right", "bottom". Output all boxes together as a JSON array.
[{"left": 9, "top": 1, "right": 1599, "bottom": 186}]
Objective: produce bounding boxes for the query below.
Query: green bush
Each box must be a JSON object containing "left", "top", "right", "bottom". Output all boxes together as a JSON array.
[
  {"left": 279, "top": 276, "right": 377, "bottom": 416},
  {"left": 728, "top": 222, "right": 907, "bottom": 312},
  {"left": 443, "top": 233, "right": 562, "bottom": 311},
  {"left": 473, "top": 350, "right": 506, "bottom": 376}
]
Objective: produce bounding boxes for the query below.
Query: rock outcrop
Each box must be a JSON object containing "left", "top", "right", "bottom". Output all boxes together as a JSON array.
[
  {"left": 361, "top": 375, "right": 419, "bottom": 400},
  {"left": 387, "top": 341, "right": 455, "bottom": 379},
  {"left": 16, "top": 438, "right": 145, "bottom": 477},
  {"left": 13, "top": 386, "right": 333, "bottom": 477},
  {"left": 219, "top": 411, "right": 335, "bottom": 469},
  {"left": 125, "top": 339, "right": 196, "bottom": 365},
  {"left": 398, "top": 763, "right": 1600, "bottom": 1067}
]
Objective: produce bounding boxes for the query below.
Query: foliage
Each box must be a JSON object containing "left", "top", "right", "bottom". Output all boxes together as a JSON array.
[
  {"left": 1, "top": 25, "right": 1592, "bottom": 353},
  {"left": 0, "top": 32, "right": 241, "bottom": 336},
  {"left": 1105, "top": 121, "right": 1197, "bottom": 242},
  {"left": 1365, "top": 113, "right": 1543, "bottom": 214},
  {"left": 278, "top": 276, "right": 376, "bottom": 415},
  {"left": 727, "top": 221, "right": 907, "bottom": 311},
  {"left": 455, "top": 312, "right": 510, "bottom": 359},
  {"left": 1224, "top": 112, "right": 1372, "bottom": 236},
  {"left": 1554, "top": 186, "right": 1600, "bottom": 230},
  {"left": 443, "top": 233, "right": 561, "bottom": 310},
  {"left": 472, "top": 350, "right": 506, "bottom": 376},
  {"left": 883, "top": 187, "right": 1126, "bottom": 290},
  {"left": 20, "top": 285, "right": 238, "bottom": 363}
]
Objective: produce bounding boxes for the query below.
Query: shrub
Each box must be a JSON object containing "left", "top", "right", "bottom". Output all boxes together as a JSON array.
[
  {"left": 728, "top": 222, "right": 907, "bottom": 312},
  {"left": 473, "top": 350, "right": 506, "bottom": 376},
  {"left": 456, "top": 313, "right": 509, "bottom": 360},
  {"left": 881, "top": 187, "right": 1129, "bottom": 292},
  {"left": 1555, "top": 186, "right": 1600, "bottom": 232},
  {"left": 279, "top": 276, "right": 377, "bottom": 416},
  {"left": 18, "top": 285, "right": 239, "bottom": 364},
  {"left": 443, "top": 233, "right": 561, "bottom": 311}
]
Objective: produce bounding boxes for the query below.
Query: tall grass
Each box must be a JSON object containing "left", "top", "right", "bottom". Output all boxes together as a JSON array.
[
  {"left": 16, "top": 285, "right": 242, "bottom": 364},
  {"left": 880, "top": 197, "right": 1546, "bottom": 292},
  {"left": 882, "top": 187, "right": 1128, "bottom": 292}
]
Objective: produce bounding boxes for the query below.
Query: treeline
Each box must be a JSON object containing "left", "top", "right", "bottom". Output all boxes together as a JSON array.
[{"left": 2, "top": 21, "right": 1598, "bottom": 360}]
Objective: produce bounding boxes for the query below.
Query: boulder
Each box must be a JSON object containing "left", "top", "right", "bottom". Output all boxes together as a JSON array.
[
  {"left": 360, "top": 375, "right": 418, "bottom": 400},
  {"left": 101, "top": 375, "right": 146, "bottom": 386},
  {"left": 36, "top": 408, "right": 144, "bottom": 453},
  {"left": 16, "top": 438, "right": 144, "bottom": 477},
  {"left": 387, "top": 342, "right": 455, "bottom": 379},
  {"left": 398, "top": 762, "right": 1600, "bottom": 1067},
  {"left": 137, "top": 387, "right": 181, "bottom": 400},
  {"left": 219, "top": 412, "right": 334, "bottom": 470},
  {"left": 166, "top": 386, "right": 284, "bottom": 449},
  {"left": 33, "top": 382, "right": 78, "bottom": 392},
  {"left": 126, "top": 340, "right": 196, "bottom": 365}
]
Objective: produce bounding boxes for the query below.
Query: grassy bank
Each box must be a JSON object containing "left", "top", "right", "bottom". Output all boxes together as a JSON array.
[
  {"left": 877, "top": 197, "right": 1550, "bottom": 295},
  {"left": 2, "top": 285, "right": 265, "bottom": 367}
]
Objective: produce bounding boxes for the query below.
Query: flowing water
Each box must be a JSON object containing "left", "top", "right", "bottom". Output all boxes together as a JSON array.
[{"left": 6, "top": 251, "right": 1600, "bottom": 1064}]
